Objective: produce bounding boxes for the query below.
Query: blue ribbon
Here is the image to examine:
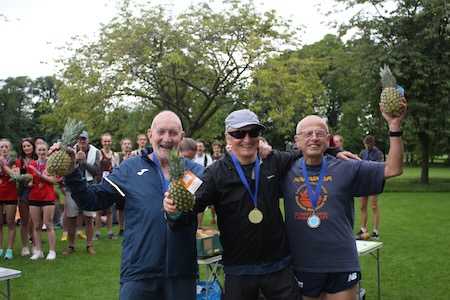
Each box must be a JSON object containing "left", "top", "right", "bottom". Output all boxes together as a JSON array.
[
  {"left": 301, "top": 156, "right": 327, "bottom": 211},
  {"left": 230, "top": 153, "right": 260, "bottom": 207}
]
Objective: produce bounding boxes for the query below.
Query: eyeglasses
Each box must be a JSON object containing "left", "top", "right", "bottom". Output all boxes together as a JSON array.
[
  {"left": 297, "top": 130, "right": 328, "bottom": 138},
  {"left": 228, "top": 128, "right": 261, "bottom": 139}
]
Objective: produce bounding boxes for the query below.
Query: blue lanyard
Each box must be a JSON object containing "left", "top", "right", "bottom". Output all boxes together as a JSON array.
[
  {"left": 301, "top": 156, "right": 327, "bottom": 211},
  {"left": 230, "top": 153, "right": 260, "bottom": 207},
  {"left": 365, "top": 150, "right": 374, "bottom": 161},
  {"left": 38, "top": 159, "right": 47, "bottom": 173},
  {"left": 152, "top": 152, "right": 169, "bottom": 192}
]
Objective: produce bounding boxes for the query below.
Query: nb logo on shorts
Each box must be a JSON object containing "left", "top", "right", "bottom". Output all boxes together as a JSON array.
[
  {"left": 348, "top": 272, "right": 358, "bottom": 282},
  {"left": 137, "top": 169, "right": 149, "bottom": 176}
]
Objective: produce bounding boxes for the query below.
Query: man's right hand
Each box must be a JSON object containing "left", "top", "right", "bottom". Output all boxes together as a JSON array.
[{"left": 163, "top": 192, "right": 179, "bottom": 216}]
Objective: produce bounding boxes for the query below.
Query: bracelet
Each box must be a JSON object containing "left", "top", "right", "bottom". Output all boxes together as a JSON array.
[{"left": 389, "top": 129, "right": 403, "bottom": 137}]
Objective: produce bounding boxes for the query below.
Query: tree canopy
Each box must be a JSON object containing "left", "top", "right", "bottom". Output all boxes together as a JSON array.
[{"left": 50, "top": 0, "right": 297, "bottom": 141}]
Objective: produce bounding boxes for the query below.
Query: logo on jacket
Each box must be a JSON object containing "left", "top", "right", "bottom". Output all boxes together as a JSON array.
[{"left": 137, "top": 169, "right": 149, "bottom": 176}]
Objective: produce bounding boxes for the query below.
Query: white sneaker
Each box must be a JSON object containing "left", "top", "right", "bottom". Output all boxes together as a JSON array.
[
  {"left": 21, "top": 247, "right": 30, "bottom": 256},
  {"left": 46, "top": 250, "right": 56, "bottom": 260},
  {"left": 30, "top": 251, "right": 44, "bottom": 260}
]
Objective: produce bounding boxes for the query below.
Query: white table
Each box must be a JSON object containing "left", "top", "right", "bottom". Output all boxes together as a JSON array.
[
  {"left": 356, "top": 240, "right": 383, "bottom": 300},
  {"left": 197, "top": 255, "right": 222, "bottom": 300},
  {"left": 0, "top": 268, "right": 21, "bottom": 300}
]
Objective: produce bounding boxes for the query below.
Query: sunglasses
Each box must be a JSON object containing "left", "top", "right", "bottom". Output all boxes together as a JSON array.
[{"left": 228, "top": 128, "right": 261, "bottom": 139}]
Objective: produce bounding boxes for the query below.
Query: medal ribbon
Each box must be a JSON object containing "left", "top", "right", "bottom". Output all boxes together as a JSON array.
[
  {"left": 365, "top": 150, "right": 374, "bottom": 161},
  {"left": 301, "top": 156, "right": 327, "bottom": 211},
  {"left": 1, "top": 157, "right": 10, "bottom": 174},
  {"left": 37, "top": 158, "right": 47, "bottom": 174},
  {"left": 230, "top": 152, "right": 260, "bottom": 207},
  {"left": 152, "top": 152, "right": 169, "bottom": 192}
]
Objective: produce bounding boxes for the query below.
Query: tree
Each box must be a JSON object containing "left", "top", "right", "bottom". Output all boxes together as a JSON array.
[
  {"left": 0, "top": 76, "right": 34, "bottom": 148},
  {"left": 248, "top": 50, "right": 325, "bottom": 148},
  {"left": 51, "top": 0, "right": 296, "bottom": 139},
  {"left": 332, "top": 0, "right": 450, "bottom": 183}
]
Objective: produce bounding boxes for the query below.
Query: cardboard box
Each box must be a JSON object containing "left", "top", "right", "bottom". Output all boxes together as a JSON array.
[{"left": 197, "top": 234, "right": 223, "bottom": 257}]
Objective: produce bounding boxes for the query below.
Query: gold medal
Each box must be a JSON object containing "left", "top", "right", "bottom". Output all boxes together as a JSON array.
[
  {"left": 248, "top": 208, "right": 263, "bottom": 224},
  {"left": 38, "top": 183, "right": 43, "bottom": 189},
  {"left": 307, "top": 213, "right": 321, "bottom": 228}
]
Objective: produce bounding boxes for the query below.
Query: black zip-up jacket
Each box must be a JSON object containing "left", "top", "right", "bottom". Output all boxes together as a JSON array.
[{"left": 194, "top": 150, "right": 298, "bottom": 267}]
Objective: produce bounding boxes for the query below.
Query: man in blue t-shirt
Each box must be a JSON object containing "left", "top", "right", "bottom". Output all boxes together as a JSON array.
[{"left": 282, "top": 98, "right": 407, "bottom": 300}]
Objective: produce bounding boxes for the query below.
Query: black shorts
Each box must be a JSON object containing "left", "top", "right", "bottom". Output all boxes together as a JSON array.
[
  {"left": 29, "top": 200, "right": 55, "bottom": 207},
  {"left": 297, "top": 271, "right": 361, "bottom": 298},
  {"left": 223, "top": 266, "right": 300, "bottom": 300},
  {"left": 0, "top": 200, "right": 17, "bottom": 205},
  {"left": 116, "top": 197, "right": 125, "bottom": 210}
]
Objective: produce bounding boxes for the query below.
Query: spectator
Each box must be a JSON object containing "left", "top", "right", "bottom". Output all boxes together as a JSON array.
[
  {"left": 179, "top": 138, "right": 197, "bottom": 160},
  {"left": 193, "top": 138, "right": 213, "bottom": 167},
  {"left": 333, "top": 134, "right": 344, "bottom": 149},
  {"left": 94, "top": 133, "right": 119, "bottom": 241},
  {"left": 355, "top": 135, "right": 384, "bottom": 240},
  {"left": 16, "top": 137, "right": 38, "bottom": 256},
  {"left": 63, "top": 130, "right": 100, "bottom": 255},
  {"left": 211, "top": 141, "right": 223, "bottom": 162},
  {"left": 193, "top": 138, "right": 213, "bottom": 228},
  {"left": 28, "top": 142, "right": 57, "bottom": 260},
  {"left": 0, "top": 139, "right": 20, "bottom": 259},
  {"left": 132, "top": 134, "right": 148, "bottom": 156},
  {"left": 117, "top": 137, "right": 134, "bottom": 236}
]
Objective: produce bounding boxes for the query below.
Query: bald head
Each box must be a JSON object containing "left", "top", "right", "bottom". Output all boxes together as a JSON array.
[
  {"left": 151, "top": 111, "right": 183, "bottom": 131},
  {"left": 296, "top": 115, "right": 329, "bottom": 135}
]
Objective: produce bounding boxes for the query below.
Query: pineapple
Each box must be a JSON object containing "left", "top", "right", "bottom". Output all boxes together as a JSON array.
[
  {"left": 379, "top": 64, "right": 404, "bottom": 116},
  {"left": 168, "top": 149, "right": 196, "bottom": 212},
  {"left": 47, "top": 117, "right": 85, "bottom": 176},
  {"left": 9, "top": 173, "right": 33, "bottom": 182}
]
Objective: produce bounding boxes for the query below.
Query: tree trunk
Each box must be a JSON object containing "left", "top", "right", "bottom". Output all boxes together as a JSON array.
[{"left": 419, "top": 133, "right": 430, "bottom": 184}]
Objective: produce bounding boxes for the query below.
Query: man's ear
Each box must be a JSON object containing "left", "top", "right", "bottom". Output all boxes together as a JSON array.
[
  {"left": 147, "top": 128, "right": 152, "bottom": 142},
  {"left": 225, "top": 133, "right": 232, "bottom": 145}
]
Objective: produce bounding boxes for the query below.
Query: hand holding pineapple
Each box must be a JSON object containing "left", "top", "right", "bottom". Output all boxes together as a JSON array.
[
  {"left": 47, "top": 118, "right": 85, "bottom": 176},
  {"left": 167, "top": 149, "right": 196, "bottom": 212},
  {"left": 380, "top": 96, "right": 407, "bottom": 129},
  {"left": 48, "top": 143, "right": 78, "bottom": 176},
  {"left": 163, "top": 192, "right": 179, "bottom": 216}
]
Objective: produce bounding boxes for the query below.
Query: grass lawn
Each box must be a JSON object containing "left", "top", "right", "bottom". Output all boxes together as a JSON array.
[{"left": 1, "top": 166, "right": 449, "bottom": 299}]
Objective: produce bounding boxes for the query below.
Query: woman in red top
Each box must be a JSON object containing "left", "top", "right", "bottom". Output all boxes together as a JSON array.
[
  {"left": 0, "top": 139, "right": 20, "bottom": 260},
  {"left": 28, "top": 142, "right": 57, "bottom": 260},
  {"left": 16, "top": 137, "right": 38, "bottom": 256}
]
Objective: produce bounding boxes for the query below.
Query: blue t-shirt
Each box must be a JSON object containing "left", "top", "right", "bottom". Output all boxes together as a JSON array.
[{"left": 281, "top": 155, "right": 385, "bottom": 273}]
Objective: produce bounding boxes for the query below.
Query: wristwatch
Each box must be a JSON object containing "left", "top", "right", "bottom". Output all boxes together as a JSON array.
[{"left": 388, "top": 129, "right": 403, "bottom": 137}]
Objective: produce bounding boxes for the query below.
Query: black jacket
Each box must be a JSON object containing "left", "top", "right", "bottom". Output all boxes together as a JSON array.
[{"left": 194, "top": 150, "right": 298, "bottom": 266}]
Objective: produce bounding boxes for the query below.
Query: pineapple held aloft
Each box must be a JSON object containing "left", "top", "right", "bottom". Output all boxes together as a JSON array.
[
  {"left": 168, "top": 149, "right": 196, "bottom": 212},
  {"left": 380, "top": 64, "right": 404, "bottom": 116},
  {"left": 47, "top": 118, "right": 85, "bottom": 176}
]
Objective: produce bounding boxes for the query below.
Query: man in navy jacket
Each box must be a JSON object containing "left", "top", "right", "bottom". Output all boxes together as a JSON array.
[{"left": 55, "top": 111, "right": 204, "bottom": 300}]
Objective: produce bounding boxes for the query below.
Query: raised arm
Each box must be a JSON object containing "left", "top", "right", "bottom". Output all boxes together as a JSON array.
[{"left": 383, "top": 97, "right": 407, "bottom": 179}]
